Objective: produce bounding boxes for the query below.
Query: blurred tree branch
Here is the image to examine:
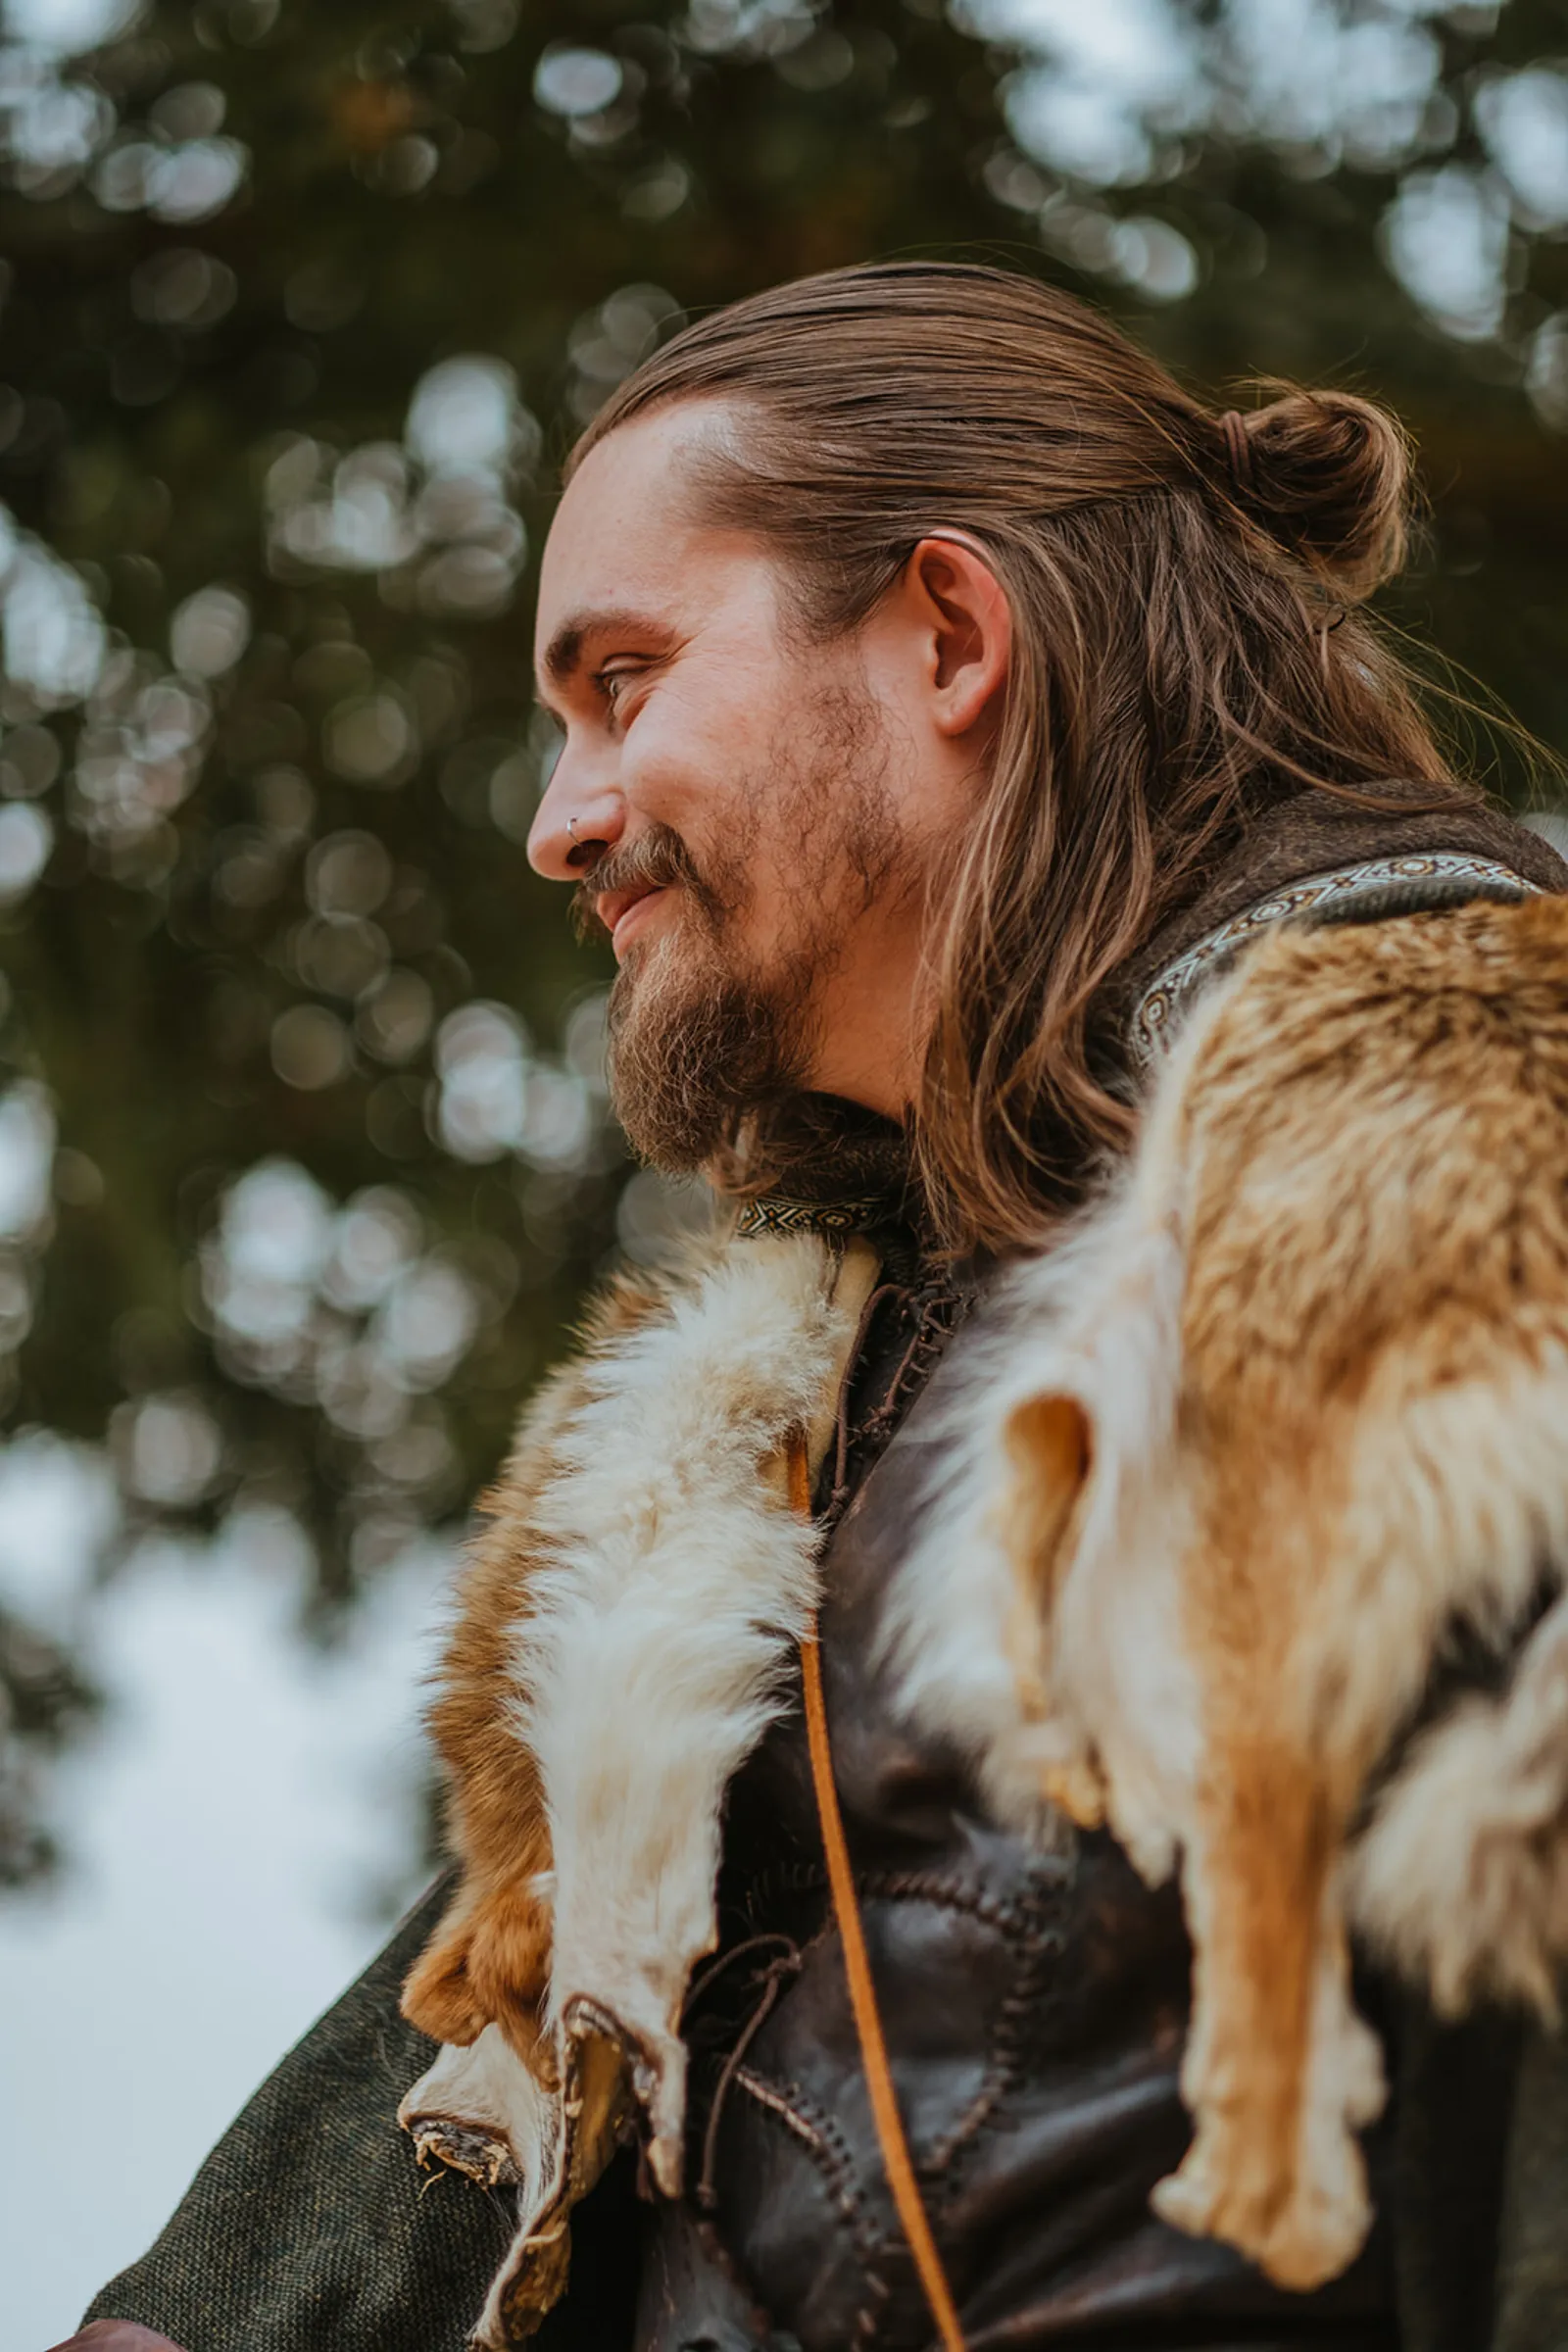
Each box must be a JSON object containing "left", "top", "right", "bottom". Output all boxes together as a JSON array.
[{"left": 0, "top": 0, "right": 1563, "bottom": 1881}]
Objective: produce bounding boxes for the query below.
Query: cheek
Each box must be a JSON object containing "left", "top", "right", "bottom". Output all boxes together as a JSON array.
[
  {"left": 625, "top": 669, "right": 787, "bottom": 848},
  {"left": 621, "top": 686, "right": 733, "bottom": 832}
]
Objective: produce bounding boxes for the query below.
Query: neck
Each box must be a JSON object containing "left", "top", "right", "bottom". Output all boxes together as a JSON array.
[{"left": 808, "top": 939, "right": 932, "bottom": 1120}]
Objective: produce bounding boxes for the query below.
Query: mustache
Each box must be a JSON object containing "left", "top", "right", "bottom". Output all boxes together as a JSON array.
[{"left": 571, "top": 824, "right": 714, "bottom": 947}]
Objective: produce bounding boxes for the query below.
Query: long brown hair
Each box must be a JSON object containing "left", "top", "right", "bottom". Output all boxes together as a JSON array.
[{"left": 571, "top": 261, "right": 1472, "bottom": 1253}]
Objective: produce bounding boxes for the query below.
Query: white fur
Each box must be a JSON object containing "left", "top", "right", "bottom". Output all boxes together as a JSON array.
[
  {"left": 883, "top": 994, "right": 1215, "bottom": 1866},
  {"left": 407, "top": 1230, "right": 878, "bottom": 2342},
  {"left": 1350, "top": 1585, "right": 1568, "bottom": 2019},
  {"left": 517, "top": 1232, "right": 873, "bottom": 2187}
]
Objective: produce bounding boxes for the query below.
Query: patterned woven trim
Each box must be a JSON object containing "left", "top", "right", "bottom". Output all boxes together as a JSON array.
[
  {"left": 1131, "top": 853, "right": 1543, "bottom": 1065},
  {"left": 735, "top": 1195, "right": 888, "bottom": 1239}
]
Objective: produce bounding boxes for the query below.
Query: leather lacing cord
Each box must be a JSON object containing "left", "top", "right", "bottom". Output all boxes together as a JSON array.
[
  {"left": 687, "top": 1933, "right": 803, "bottom": 2216},
  {"left": 789, "top": 1433, "right": 969, "bottom": 2352}
]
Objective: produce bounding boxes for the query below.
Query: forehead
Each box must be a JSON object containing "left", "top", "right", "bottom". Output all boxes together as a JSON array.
[{"left": 534, "top": 404, "right": 760, "bottom": 662}]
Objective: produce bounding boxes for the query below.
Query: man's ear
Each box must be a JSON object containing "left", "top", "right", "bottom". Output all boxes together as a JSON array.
[{"left": 906, "top": 531, "right": 1012, "bottom": 740}]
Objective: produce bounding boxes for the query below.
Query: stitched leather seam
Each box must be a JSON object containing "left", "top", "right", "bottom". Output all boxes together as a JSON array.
[
  {"left": 729, "top": 1890, "right": 1067, "bottom": 2332},
  {"left": 924, "top": 1879, "right": 1069, "bottom": 2201},
  {"left": 824, "top": 1281, "right": 972, "bottom": 1534},
  {"left": 733, "top": 2064, "right": 828, "bottom": 2151},
  {"left": 733, "top": 2065, "right": 894, "bottom": 2328},
  {"left": 853, "top": 1868, "right": 1062, "bottom": 1936},
  {"left": 921, "top": 1933, "right": 1060, "bottom": 2182},
  {"left": 736, "top": 2066, "right": 884, "bottom": 2264},
  {"left": 747, "top": 1862, "right": 1053, "bottom": 1994},
  {"left": 742, "top": 1863, "right": 1060, "bottom": 1946}
]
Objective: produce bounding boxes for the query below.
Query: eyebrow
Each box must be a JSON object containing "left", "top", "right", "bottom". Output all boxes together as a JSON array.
[{"left": 535, "top": 606, "right": 675, "bottom": 706}]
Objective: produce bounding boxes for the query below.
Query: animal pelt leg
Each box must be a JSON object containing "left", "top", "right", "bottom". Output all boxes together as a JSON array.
[
  {"left": 400, "top": 1336, "right": 597, "bottom": 2062},
  {"left": 1153, "top": 1736, "right": 1385, "bottom": 2291},
  {"left": 399, "top": 2023, "right": 554, "bottom": 2197},
  {"left": 398, "top": 1232, "right": 881, "bottom": 2346},
  {"left": 402, "top": 1864, "right": 554, "bottom": 2060}
]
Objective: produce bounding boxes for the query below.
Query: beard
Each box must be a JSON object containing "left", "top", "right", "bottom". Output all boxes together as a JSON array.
[{"left": 579, "top": 681, "right": 908, "bottom": 1174}]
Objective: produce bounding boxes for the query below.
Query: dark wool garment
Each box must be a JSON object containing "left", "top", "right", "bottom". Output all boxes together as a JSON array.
[{"left": 80, "top": 1883, "right": 643, "bottom": 2352}]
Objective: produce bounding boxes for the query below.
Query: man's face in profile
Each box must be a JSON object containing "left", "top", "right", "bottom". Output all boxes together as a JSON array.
[{"left": 527, "top": 403, "right": 927, "bottom": 1170}]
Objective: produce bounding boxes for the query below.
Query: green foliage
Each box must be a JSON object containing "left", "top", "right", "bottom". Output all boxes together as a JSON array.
[{"left": 0, "top": 0, "right": 1563, "bottom": 1878}]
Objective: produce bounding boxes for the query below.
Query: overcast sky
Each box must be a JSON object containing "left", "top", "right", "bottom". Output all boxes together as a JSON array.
[{"left": 0, "top": 1470, "right": 443, "bottom": 2347}]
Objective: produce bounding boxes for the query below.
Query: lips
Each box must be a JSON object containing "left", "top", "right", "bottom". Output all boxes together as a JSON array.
[{"left": 597, "top": 883, "right": 666, "bottom": 957}]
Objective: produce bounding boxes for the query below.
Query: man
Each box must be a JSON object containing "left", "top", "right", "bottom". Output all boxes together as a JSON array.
[{"left": 67, "top": 263, "right": 1568, "bottom": 2352}]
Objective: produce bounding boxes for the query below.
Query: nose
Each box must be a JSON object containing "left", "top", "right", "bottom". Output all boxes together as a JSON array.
[{"left": 526, "top": 760, "right": 624, "bottom": 881}]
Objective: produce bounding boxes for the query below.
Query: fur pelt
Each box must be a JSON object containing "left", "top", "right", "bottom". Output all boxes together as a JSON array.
[
  {"left": 890, "top": 895, "right": 1568, "bottom": 2295},
  {"left": 399, "top": 1230, "right": 878, "bottom": 2346}
]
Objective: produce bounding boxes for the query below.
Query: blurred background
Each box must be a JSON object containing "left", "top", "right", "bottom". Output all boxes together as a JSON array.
[{"left": 0, "top": 0, "right": 1564, "bottom": 2334}]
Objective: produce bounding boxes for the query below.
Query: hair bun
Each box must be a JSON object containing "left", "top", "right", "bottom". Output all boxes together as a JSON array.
[{"left": 1221, "top": 387, "right": 1412, "bottom": 604}]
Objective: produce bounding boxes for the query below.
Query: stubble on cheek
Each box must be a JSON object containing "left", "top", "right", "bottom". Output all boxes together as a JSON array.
[{"left": 603, "top": 670, "right": 907, "bottom": 1173}]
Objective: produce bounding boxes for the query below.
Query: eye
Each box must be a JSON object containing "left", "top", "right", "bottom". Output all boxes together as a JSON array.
[{"left": 595, "top": 664, "right": 639, "bottom": 713}]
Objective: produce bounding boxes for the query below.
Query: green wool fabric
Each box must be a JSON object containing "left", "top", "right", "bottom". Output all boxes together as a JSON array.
[{"left": 83, "top": 1878, "right": 639, "bottom": 2352}]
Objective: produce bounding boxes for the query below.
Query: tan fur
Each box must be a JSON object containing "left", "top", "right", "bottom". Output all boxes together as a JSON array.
[
  {"left": 996, "top": 897, "right": 1568, "bottom": 2290},
  {"left": 401, "top": 1265, "right": 671, "bottom": 2062}
]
